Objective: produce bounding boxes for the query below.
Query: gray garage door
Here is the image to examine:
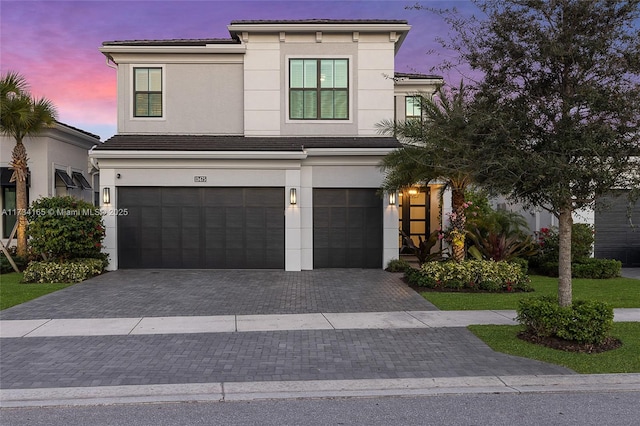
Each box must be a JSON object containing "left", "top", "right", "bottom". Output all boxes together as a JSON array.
[
  {"left": 313, "top": 188, "right": 382, "bottom": 268},
  {"left": 118, "top": 187, "right": 284, "bottom": 269},
  {"left": 595, "top": 191, "right": 640, "bottom": 267}
]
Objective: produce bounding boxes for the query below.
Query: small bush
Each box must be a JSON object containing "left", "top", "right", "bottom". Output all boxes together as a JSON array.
[
  {"left": 510, "top": 257, "right": 529, "bottom": 274},
  {"left": 517, "top": 297, "right": 614, "bottom": 345},
  {"left": 22, "top": 258, "right": 104, "bottom": 283},
  {"left": 406, "top": 260, "right": 532, "bottom": 292},
  {"left": 385, "top": 258, "right": 413, "bottom": 273},
  {"left": 532, "top": 223, "right": 595, "bottom": 266},
  {"left": 27, "top": 196, "right": 105, "bottom": 261}
]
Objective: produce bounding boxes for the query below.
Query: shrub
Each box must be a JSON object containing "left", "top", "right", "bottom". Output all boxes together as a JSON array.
[
  {"left": 27, "top": 196, "right": 105, "bottom": 261},
  {"left": 466, "top": 210, "right": 539, "bottom": 262},
  {"left": 517, "top": 297, "right": 614, "bottom": 345},
  {"left": 406, "top": 259, "right": 532, "bottom": 292},
  {"left": 509, "top": 257, "right": 529, "bottom": 274},
  {"left": 536, "top": 258, "right": 621, "bottom": 279},
  {"left": 385, "top": 258, "right": 413, "bottom": 273},
  {"left": 572, "top": 258, "right": 621, "bottom": 279},
  {"left": 22, "top": 258, "right": 104, "bottom": 283},
  {"left": 532, "top": 223, "right": 595, "bottom": 266}
]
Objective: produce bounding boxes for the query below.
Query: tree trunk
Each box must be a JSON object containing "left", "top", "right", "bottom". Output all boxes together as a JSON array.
[
  {"left": 10, "top": 140, "right": 29, "bottom": 258},
  {"left": 557, "top": 208, "right": 573, "bottom": 307},
  {"left": 451, "top": 187, "right": 466, "bottom": 262}
]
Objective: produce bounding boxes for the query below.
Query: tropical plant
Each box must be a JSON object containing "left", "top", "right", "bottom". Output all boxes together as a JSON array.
[
  {"left": 401, "top": 229, "right": 444, "bottom": 265},
  {"left": 467, "top": 210, "right": 538, "bottom": 262},
  {"left": 378, "top": 81, "right": 485, "bottom": 262},
  {"left": 0, "top": 71, "right": 57, "bottom": 257}
]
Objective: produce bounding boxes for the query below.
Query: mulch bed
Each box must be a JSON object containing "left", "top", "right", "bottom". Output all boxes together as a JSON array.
[{"left": 517, "top": 331, "right": 623, "bottom": 354}]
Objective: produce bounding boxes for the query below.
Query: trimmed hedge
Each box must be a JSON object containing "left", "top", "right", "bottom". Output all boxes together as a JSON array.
[
  {"left": 23, "top": 258, "right": 104, "bottom": 283},
  {"left": 537, "top": 258, "right": 621, "bottom": 279},
  {"left": 517, "top": 296, "right": 614, "bottom": 345},
  {"left": 406, "top": 260, "right": 532, "bottom": 292}
]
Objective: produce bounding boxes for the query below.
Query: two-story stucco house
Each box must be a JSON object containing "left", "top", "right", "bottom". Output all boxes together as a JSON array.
[
  {"left": 1, "top": 122, "right": 100, "bottom": 243},
  {"left": 91, "top": 19, "right": 443, "bottom": 271}
]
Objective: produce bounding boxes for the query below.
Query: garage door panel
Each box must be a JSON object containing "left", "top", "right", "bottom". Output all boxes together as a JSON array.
[
  {"left": 313, "top": 189, "right": 382, "bottom": 268},
  {"left": 119, "top": 187, "right": 160, "bottom": 206},
  {"left": 118, "top": 187, "right": 284, "bottom": 269},
  {"left": 595, "top": 191, "right": 640, "bottom": 267}
]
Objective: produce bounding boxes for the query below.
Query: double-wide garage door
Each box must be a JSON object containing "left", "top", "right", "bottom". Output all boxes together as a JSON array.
[{"left": 118, "top": 187, "right": 285, "bottom": 269}]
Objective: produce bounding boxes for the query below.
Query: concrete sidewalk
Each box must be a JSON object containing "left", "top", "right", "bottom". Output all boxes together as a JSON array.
[{"left": 2, "top": 309, "right": 639, "bottom": 338}]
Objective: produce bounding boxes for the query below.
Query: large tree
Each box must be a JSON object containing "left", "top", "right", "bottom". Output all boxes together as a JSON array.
[
  {"left": 1, "top": 71, "right": 57, "bottom": 257},
  {"left": 428, "top": 0, "right": 640, "bottom": 305},
  {"left": 378, "top": 82, "right": 484, "bottom": 261}
]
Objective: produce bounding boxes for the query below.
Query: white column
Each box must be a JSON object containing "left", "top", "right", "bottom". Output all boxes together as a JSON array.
[
  {"left": 99, "top": 168, "right": 117, "bottom": 271},
  {"left": 285, "top": 169, "right": 301, "bottom": 271},
  {"left": 383, "top": 191, "right": 400, "bottom": 268}
]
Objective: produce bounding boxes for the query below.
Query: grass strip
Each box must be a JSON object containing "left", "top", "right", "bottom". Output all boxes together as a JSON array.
[
  {"left": 469, "top": 323, "right": 640, "bottom": 374},
  {"left": 0, "top": 273, "right": 73, "bottom": 310},
  {"left": 421, "top": 275, "right": 640, "bottom": 310}
]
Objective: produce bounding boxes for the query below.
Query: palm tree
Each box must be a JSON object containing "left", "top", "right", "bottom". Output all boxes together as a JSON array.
[
  {"left": 1, "top": 71, "right": 57, "bottom": 257},
  {"left": 378, "top": 81, "right": 483, "bottom": 262}
]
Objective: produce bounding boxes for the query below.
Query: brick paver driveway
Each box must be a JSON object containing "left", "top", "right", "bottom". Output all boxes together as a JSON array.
[
  {"left": 0, "top": 269, "right": 573, "bottom": 390},
  {"left": 0, "top": 269, "right": 436, "bottom": 319}
]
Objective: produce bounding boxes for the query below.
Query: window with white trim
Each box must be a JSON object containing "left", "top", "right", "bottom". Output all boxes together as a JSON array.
[
  {"left": 405, "top": 96, "right": 422, "bottom": 119},
  {"left": 289, "top": 59, "right": 348, "bottom": 120}
]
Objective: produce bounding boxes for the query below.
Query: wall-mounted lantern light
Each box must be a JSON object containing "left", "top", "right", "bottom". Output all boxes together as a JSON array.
[
  {"left": 290, "top": 188, "right": 297, "bottom": 205},
  {"left": 102, "top": 187, "right": 111, "bottom": 205},
  {"left": 389, "top": 192, "right": 396, "bottom": 205}
]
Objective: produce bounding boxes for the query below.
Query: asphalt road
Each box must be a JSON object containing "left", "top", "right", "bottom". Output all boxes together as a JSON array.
[{"left": 1, "top": 391, "right": 639, "bottom": 426}]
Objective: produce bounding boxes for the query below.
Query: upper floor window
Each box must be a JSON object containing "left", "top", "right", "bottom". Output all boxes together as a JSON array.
[
  {"left": 289, "top": 59, "right": 348, "bottom": 120},
  {"left": 405, "top": 96, "right": 423, "bottom": 119},
  {"left": 134, "top": 68, "right": 162, "bottom": 117}
]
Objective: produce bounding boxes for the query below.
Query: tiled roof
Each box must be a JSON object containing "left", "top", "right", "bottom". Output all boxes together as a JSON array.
[
  {"left": 93, "top": 135, "right": 401, "bottom": 151},
  {"left": 102, "top": 38, "right": 239, "bottom": 46},
  {"left": 56, "top": 121, "right": 101, "bottom": 140}
]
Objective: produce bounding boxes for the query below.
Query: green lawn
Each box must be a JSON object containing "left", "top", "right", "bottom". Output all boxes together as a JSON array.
[
  {"left": 469, "top": 323, "right": 640, "bottom": 374},
  {"left": 0, "top": 273, "right": 73, "bottom": 310},
  {"left": 421, "top": 275, "right": 640, "bottom": 310},
  {"left": 418, "top": 274, "right": 640, "bottom": 374}
]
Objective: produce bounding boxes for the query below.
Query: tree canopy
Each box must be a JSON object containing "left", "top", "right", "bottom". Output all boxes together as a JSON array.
[{"left": 425, "top": 0, "right": 640, "bottom": 305}]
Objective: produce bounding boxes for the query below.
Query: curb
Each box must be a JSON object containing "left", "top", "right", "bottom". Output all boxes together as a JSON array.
[{"left": 2, "top": 374, "right": 639, "bottom": 408}]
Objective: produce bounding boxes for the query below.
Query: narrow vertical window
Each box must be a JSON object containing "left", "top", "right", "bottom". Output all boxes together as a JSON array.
[
  {"left": 134, "top": 68, "right": 162, "bottom": 117},
  {"left": 405, "top": 96, "right": 422, "bottom": 119}
]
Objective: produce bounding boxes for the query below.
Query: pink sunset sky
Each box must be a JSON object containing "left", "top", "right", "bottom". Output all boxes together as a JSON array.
[{"left": 1, "top": 0, "right": 479, "bottom": 141}]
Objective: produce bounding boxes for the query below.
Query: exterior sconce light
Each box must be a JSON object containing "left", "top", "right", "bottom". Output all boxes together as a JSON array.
[
  {"left": 407, "top": 188, "right": 419, "bottom": 196},
  {"left": 389, "top": 192, "right": 396, "bottom": 205},
  {"left": 102, "top": 187, "right": 111, "bottom": 205},
  {"left": 290, "top": 188, "right": 297, "bottom": 205}
]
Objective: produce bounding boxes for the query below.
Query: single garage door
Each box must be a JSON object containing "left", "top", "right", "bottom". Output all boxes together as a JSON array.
[
  {"left": 595, "top": 190, "right": 640, "bottom": 267},
  {"left": 313, "top": 188, "right": 382, "bottom": 268},
  {"left": 118, "top": 187, "right": 284, "bottom": 269}
]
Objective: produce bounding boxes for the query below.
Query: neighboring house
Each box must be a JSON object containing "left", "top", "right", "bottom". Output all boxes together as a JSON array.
[
  {"left": 92, "top": 19, "right": 443, "bottom": 271},
  {"left": 0, "top": 122, "right": 100, "bottom": 242}
]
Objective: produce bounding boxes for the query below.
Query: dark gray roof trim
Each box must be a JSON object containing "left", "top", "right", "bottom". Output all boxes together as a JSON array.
[
  {"left": 230, "top": 19, "right": 408, "bottom": 24},
  {"left": 56, "top": 121, "right": 101, "bottom": 139},
  {"left": 394, "top": 72, "right": 443, "bottom": 80},
  {"left": 102, "top": 38, "right": 240, "bottom": 46},
  {"left": 94, "top": 135, "right": 401, "bottom": 151}
]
